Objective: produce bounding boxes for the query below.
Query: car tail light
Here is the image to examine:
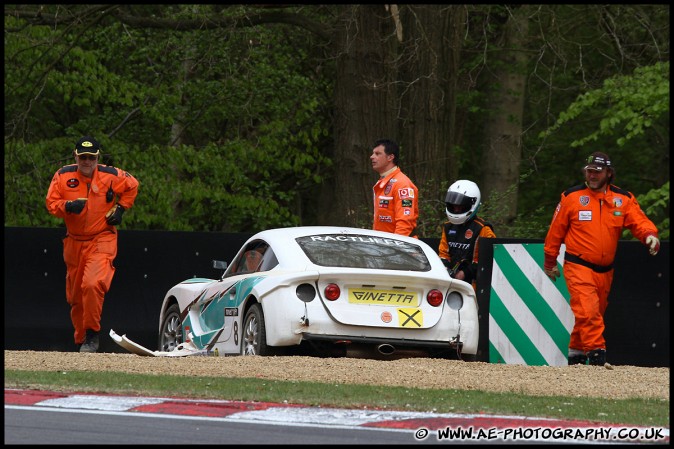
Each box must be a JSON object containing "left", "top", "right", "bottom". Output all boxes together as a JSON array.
[
  {"left": 324, "top": 283, "right": 341, "bottom": 301},
  {"left": 427, "top": 289, "right": 443, "bottom": 307}
]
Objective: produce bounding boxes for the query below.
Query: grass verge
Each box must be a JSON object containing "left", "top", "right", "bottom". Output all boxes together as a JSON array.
[{"left": 5, "top": 369, "right": 668, "bottom": 427}]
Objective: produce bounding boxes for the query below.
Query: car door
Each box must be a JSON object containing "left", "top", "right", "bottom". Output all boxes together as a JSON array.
[{"left": 216, "top": 241, "right": 273, "bottom": 348}]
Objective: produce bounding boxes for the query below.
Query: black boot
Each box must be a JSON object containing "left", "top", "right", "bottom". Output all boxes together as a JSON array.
[
  {"left": 80, "top": 330, "right": 100, "bottom": 353},
  {"left": 587, "top": 349, "right": 606, "bottom": 366},
  {"left": 568, "top": 353, "right": 588, "bottom": 365}
]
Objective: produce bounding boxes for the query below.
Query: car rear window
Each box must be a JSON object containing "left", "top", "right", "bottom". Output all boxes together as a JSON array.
[{"left": 296, "top": 234, "right": 431, "bottom": 271}]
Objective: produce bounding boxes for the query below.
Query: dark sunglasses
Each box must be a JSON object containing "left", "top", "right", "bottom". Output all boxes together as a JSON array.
[{"left": 77, "top": 154, "right": 98, "bottom": 161}]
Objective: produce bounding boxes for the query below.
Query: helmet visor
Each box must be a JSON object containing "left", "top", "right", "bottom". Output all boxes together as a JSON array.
[{"left": 445, "top": 191, "right": 475, "bottom": 215}]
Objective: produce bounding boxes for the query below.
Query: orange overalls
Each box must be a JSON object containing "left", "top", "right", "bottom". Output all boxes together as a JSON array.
[
  {"left": 544, "top": 183, "right": 658, "bottom": 352},
  {"left": 46, "top": 164, "right": 139, "bottom": 345},
  {"left": 372, "top": 167, "right": 419, "bottom": 237}
]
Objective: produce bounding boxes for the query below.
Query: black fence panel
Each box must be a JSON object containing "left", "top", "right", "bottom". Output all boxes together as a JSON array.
[{"left": 4, "top": 227, "right": 669, "bottom": 367}]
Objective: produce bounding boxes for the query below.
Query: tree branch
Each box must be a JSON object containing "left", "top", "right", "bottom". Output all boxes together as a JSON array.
[{"left": 4, "top": 6, "right": 331, "bottom": 41}]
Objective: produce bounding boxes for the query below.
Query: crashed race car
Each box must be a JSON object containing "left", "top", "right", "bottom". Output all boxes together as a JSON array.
[{"left": 112, "top": 226, "right": 479, "bottom": 360}]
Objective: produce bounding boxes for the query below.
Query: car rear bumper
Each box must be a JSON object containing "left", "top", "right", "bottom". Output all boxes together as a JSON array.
[{"left": 301, "top": 332, "right": 464, "bottom": 351}]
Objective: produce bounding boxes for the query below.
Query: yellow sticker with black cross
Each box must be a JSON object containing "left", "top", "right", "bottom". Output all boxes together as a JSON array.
[{"left": 397, "top": 308, "right": 423, "bottom": 328}]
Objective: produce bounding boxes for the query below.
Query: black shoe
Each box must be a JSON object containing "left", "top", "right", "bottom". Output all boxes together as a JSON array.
[
  {"left": 587, "top": 349, "right": 606, "bottom": 366},
  {"left": 80, "top": 330, "right": 100, "bottom": 353},
  {"left": 568, "top": 353, "right": 588, "bottom": 365}
]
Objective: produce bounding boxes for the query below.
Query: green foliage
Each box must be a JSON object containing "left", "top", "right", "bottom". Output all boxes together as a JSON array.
[
  {"left": 502, "top": 7, "right": 670, "bottom": 240},
  {"left": 637, "top": 182, "right": 670, "bottom": 240},
  {"left": 4, "top": 6, "right": 333, "bottom": 232},
  {"left": 622, "top": 182, "right": 670, "bottom": 241},
  {"left": 540, "top": 62, "right": 670, "bottom": 147},
  {"left": 4, "top": 16, "right": 145, "bottom": 140},
  {"left": 3, "top": 5, "right": 669, "bottom": 240},
  {"left": 529, "top": 61, "right": 670, "bottom": 240},
  {"left": 4, "top": 138, "right": 72, "bottom": 228}
]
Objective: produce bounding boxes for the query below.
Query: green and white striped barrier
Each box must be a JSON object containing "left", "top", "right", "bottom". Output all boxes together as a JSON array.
[{"left": 489, "top": 243, "right": 573, "bottom": 366}]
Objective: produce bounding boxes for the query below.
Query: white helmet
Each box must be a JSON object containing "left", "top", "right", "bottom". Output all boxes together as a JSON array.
[{"left": 445, "top": 180, "right": 481, "bottom": 225}]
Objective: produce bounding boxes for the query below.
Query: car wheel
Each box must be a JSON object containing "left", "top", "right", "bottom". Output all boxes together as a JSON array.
[
  {"left": 241, "top": 303, "right": 273, "bottom": 356},
  {"left": 158, "top": 303, "right": 183, "bottom": 352}
]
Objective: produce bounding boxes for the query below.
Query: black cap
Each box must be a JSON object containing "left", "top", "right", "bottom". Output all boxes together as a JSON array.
[
  {"left": 584, "top": 151, "right": 611, "bottom": 171},
  {"left": 75, "top": 136, "right": 101, "bottom": 156}
]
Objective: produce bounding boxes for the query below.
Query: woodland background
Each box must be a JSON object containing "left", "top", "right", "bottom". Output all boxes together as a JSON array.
[{"left": 4, "top": 5, "right": 669, "bottom": 239}]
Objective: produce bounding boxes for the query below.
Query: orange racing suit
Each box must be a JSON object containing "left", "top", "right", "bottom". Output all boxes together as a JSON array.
[
  {"left": 372, "top": 167, "right": 419, "bottom": 237},
  {"left": 46, "top": 163, "right": 139, "bottom": 345},
  {"left": 544, "top": 183, "right": 658, "bottom": 353}
]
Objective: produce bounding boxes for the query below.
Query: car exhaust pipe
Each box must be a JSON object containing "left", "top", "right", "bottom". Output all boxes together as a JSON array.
[{"left": 377, "top": 344, "right": 395, "bottom": 355}]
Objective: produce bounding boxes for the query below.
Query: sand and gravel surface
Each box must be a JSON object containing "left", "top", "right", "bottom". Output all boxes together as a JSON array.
[{"left": 4, "top": 350, "right": 668, "bottom": 401}]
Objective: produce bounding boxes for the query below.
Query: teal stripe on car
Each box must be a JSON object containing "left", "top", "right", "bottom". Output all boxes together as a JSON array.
[{"left": 187, "top": 276, "right": 266, "bottom": 350}]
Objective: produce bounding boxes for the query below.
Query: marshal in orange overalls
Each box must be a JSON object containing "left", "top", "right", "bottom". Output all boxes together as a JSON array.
[
  {"left": 46, "top": 157, "right": 139, "bottom": 347},
  {"left": 372, "top": 167, "right": 419, "bottom": 237},
  {"left": 544, "top": 183, "right": 658, "bottom": 357}
]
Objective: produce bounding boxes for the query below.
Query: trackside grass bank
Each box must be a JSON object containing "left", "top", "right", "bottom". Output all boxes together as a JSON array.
[{"left": 4, "top": 370, "right": 668, "bottom": 427}]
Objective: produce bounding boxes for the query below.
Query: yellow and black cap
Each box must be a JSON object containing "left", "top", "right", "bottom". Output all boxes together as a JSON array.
[{"left": 75, "top": 136, "right": 101, "bottom": 156}]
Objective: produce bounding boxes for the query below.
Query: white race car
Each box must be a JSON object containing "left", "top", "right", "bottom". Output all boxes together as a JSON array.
[{"left": 111, "top": 226, "right": 478, "bottom": 360}]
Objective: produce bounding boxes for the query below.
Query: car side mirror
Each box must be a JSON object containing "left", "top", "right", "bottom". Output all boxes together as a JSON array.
[{"left": 212, "top": 260, "right": 228, "bottom": 271}]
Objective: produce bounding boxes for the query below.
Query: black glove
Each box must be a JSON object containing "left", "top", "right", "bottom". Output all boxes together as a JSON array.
[
  {"left": 106, "top": 204, "right": 125, "bottom": 225},
  {"left": 65, "top": 198, "right": 87, "bottom": 214}
]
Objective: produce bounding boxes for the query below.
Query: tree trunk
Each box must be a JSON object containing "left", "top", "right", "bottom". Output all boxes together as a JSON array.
[
  {"left": 480, "top": 5, "right": 530, "bottom": 228},
  {"left": 318, "top": 5, "right": 398, "bottom": 227},
  {"left": 398, "top": 5, "right": 467, "bottom": 236},
  {"left": 319, "top": 5, "right": 467, "bottom": 236}
]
